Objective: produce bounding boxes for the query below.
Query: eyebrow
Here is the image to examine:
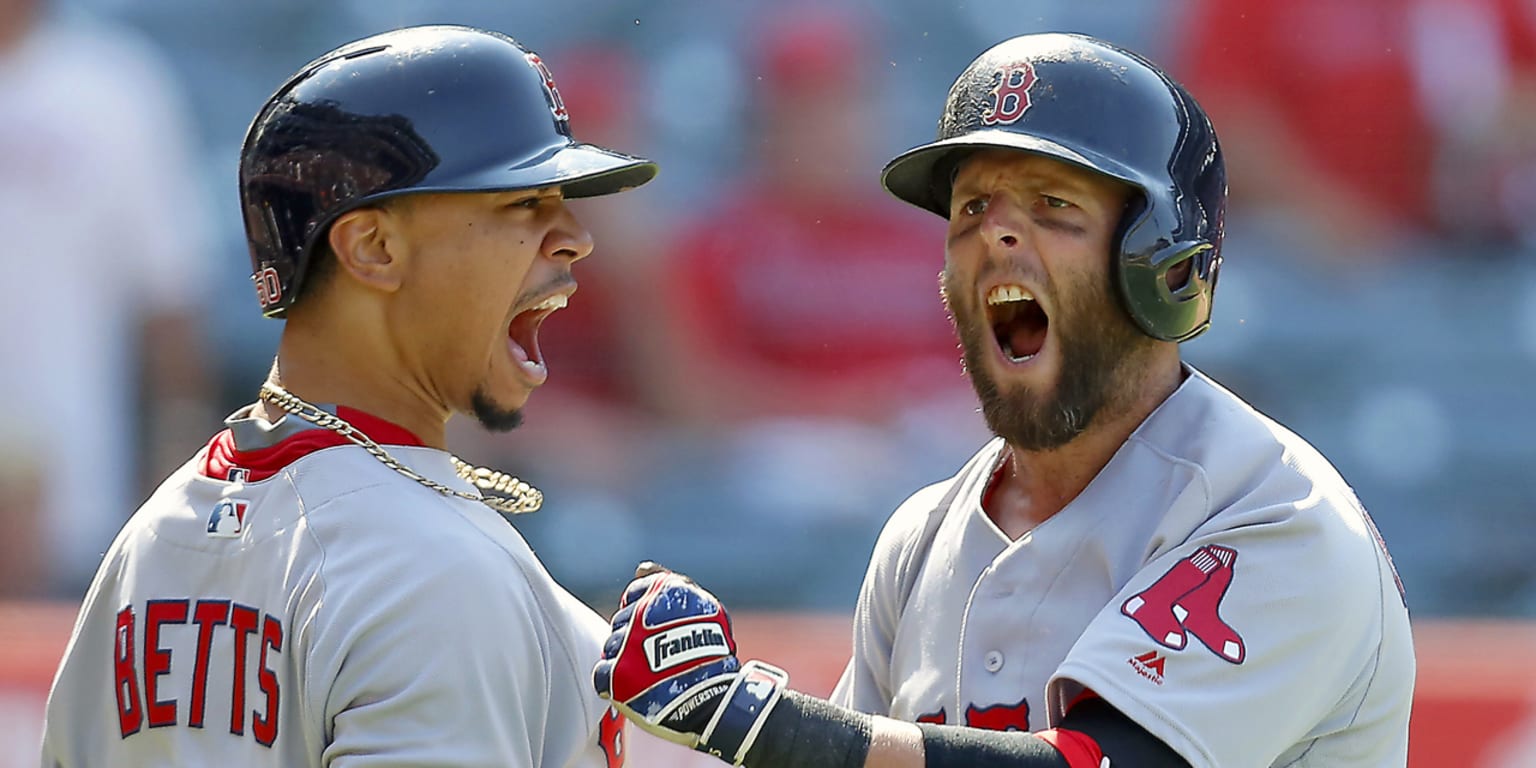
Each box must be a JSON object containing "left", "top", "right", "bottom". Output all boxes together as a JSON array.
[{"left": 952, "top": 172, "right": 1099, "bottom": 205}]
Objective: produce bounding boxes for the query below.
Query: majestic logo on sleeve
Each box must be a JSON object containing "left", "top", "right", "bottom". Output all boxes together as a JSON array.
[
  {"left": 207, "top": 499, "right": 251, "bottom": 538},
  {"left": 981, "top": 62, "right": 1037, "bottom": 126},
  {"left": 1128, "top": 650, "right": 1166, "bottom": 685},
  {"left": 1121, "top": 545, "right": 1246, "bottom": 664}
]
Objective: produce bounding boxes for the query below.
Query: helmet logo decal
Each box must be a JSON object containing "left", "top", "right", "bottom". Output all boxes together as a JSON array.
[
  {"left": 254, "top": 266, "right": 283, "bottom": 309},
  {"left": 525, "top": 53, "right": 569, "bottom": 123},
  {"left": 981, "top": 63, "right": 1037, "bottom": 126}
]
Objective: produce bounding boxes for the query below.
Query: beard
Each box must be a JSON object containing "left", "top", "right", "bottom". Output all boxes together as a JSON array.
[
  {"left": 470, "top": 386, "right": 524, "bottom": 433},
  {"left": 947, "top": 268, "right": 1155, "bottom": 452}
]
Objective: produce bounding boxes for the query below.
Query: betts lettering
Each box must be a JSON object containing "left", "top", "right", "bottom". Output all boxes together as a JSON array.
[{"left": 114, "top": 598, "right": 283, "bottom": 746}]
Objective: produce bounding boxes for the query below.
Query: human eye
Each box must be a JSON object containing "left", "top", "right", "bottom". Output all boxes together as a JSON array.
[
  {"left": 1040, "top": 194, "right": 1074, "bottom": 209},
  {"left": 506, "top": 189, "right": 560, "bottom": 211},
  {"left": 958, "top": 196, "right": 989, "bottom": 216}
]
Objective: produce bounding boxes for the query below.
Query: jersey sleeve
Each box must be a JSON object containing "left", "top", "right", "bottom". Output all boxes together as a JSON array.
[
  {"left": 306, "top": 535, "right": 554, "bottom": 767},
  {"left": 1046, "top": 500, "right": 1410, "bottom": 768},
  {"left": 831, "top": 482, "right": 953, "bottom": 713}
]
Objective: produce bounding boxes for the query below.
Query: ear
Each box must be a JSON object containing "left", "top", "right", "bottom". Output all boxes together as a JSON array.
[{"left": 327, "top": 207, "right": 405, "bottom": 294}]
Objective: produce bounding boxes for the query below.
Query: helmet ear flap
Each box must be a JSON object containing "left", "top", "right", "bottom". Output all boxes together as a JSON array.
[{"left": 1118, "top": 239, "right": 1218, "bottom": 342}]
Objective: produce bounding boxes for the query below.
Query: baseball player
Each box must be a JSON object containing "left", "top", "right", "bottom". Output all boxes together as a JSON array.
[
  {"left": 40, "top": 25, "right": 655, "bottom": 767},
  {"left": 591, "top": 34, "right": 1414, "bottom": 768}
]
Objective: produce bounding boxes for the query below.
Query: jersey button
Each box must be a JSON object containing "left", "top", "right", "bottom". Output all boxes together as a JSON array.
[{"left": 984, "top": 650, "right": 1004, "bottom": 673}]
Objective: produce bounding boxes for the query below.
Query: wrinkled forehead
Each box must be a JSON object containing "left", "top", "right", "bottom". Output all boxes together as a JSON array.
[{"left": 950, "top": 148, "right": 1132, "bottom": 198}]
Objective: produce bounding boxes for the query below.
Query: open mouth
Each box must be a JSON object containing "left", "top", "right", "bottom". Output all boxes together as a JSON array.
[
  {"left": 507, "top": 292, "right": 568, "bottom": 382},
  {"left": 986, "top": 284, "right": 1048, "bottom": 363}
]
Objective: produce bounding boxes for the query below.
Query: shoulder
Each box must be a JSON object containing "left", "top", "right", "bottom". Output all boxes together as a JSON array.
[
  {"left": 1131, "top": 371, "right": 1397, "bottom": 594},
  {"left": 1136, "top": 370, "right": 1365, "bottom": 525},
  {"left": 285, "top": 448, "right": 546, "bottom": 603},
  {"left": 869, "top": 439, "right": 1002, "bottom": 570}
]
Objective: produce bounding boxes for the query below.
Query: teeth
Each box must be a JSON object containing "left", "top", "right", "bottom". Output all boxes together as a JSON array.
[
  {"left": 531, "top": 294, "right": 568, "bottom": 312},
  {"left": 986, "top": 285, "right": 1035, "bottom": 305}
]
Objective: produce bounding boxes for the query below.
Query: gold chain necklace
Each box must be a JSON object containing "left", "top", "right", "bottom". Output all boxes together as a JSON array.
[{"left": 257, "top": 382, "right": 543, "bottom": 515}]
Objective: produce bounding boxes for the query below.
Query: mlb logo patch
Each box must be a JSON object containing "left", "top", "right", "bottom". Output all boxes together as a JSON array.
[{"left": 207, "top": 499, "right": 250, "bottom": 538}]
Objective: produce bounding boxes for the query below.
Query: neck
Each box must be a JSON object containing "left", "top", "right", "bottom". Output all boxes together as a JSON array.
[
  {"left": 255, "top": 321, "right": 451, "bottom": 449},
  {"left": 986, "top": 357, "right": 1186, "bottom": 539}
]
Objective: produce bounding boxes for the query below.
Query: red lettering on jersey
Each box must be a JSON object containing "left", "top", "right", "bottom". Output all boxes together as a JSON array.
[
  {"left": 981, "top": 63, "right": 1037, "bottom": 126},
  {"left": 189, "top": 600, "right": 231, "bottom": 728},
  {"left": 965, "top": 696, "right": 1030, "bottom": 731},
  {"left": 916, "top": 709, "right": 947, "bottom": 724},
  {"left": 599, "top": 707, "right": 625, "bottom": 767},
  {"left": 114, "top": 607, "right": 144, "bottom": 737},
  {"left": 144, "top": 599, "right": 189, "bottom": 727},
  {"left": 228, "top": 603, "right": 260, "bottom": 735},
  {"left": 253, "top": 616, "right": 283, "bottom": 746}
]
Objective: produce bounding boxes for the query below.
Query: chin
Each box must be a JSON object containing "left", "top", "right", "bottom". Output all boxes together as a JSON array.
[{"left": 470, "top": 387, "right": 525, "bottom": 433}]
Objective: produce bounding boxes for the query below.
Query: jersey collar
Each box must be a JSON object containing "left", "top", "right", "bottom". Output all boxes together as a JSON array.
[{"left": 200, "top": 403, "right": 425, "bottom": 483}]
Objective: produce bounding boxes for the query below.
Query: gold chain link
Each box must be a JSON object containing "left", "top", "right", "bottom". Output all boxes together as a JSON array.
[{"left": 257, "top": 383, "right": 543, "bottom": 514}]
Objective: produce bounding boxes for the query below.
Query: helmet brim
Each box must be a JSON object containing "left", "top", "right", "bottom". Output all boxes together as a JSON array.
[
  {"left": 540, "top": 142, "right": 659, "bottom": 199},
  {"left": 366, "top": 140, "right": 657, "bottom": 202},
  {"left": 881, "top": 130, "right": 1139, "bottom": 218}
]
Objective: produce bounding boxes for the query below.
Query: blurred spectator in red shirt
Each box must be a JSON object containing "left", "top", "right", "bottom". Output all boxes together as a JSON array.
[
  {"left": 1179, "top": 0, "right": 1536, "bottom": 257},
  {"left": 657, "top": 6, "right": 968, "bottom": 426}
]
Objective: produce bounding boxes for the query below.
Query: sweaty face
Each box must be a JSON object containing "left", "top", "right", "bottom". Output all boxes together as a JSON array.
[
  {"left": 386, "top": 188, "right": 592, "bottom": 432},
  {"left": 942, "top": 150, "right": 1154, "bottom": 451}
]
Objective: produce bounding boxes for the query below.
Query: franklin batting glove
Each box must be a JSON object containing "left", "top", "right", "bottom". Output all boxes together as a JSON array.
[{"left": 592, "top": 566, "right": 789, "bottom": 765}]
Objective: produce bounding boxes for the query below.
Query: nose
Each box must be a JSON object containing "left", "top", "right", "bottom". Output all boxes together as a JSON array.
[
  {"left": 546, "top": 204, "right": 595, "bottom": 263},
  {"left": 978, "top": 196, "right": 1022, "bottom": 252}
]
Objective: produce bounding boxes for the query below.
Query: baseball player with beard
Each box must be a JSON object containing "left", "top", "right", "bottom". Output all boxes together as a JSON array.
[
  {"left": 41, "top": 26, "right": 656, "bottom": 767},
  {"left": 591, "top": 34, "right": 1414, "bottom": 768}
]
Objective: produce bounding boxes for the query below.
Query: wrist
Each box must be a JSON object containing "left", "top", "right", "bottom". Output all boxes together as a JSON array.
[
  {"left": 698, "top": 660, "right": 791, "bottom": 764},
  {"left": 739, "top": 689, "right": 873, "bottom": 768}
]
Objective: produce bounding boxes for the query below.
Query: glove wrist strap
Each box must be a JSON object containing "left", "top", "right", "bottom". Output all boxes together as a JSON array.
[{"left": 697, "top": 660, "right": 790, "bottom": 765}]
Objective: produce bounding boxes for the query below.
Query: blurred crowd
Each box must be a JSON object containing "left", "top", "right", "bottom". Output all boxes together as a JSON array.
[{"left": 2, "top": 0, "right": 1535, "bottom": 620}]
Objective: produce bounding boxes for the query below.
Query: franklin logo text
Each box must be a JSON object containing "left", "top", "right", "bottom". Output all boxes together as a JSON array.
[{"left": 644, "top": 625, "right": 728, "bottom": 672}]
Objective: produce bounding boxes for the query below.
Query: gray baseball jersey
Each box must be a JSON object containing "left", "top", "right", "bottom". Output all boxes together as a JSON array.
[
  {"left": 831, "top": 367, "right": 1413, "bottom": 767},
  {"left": 41, "top": 405, "right": 625, "bottom": 767}
]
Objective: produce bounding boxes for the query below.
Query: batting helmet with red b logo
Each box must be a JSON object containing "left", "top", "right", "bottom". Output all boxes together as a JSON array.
[
  {"left": 881, "top": 33, "right": 1225, "bottom": 342},
  {"left": 238, "top": 25, "right": 657, "bottom": 318}
]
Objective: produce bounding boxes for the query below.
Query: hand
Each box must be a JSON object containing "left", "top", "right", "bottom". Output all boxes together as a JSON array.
[{"left": 593, "top": 563, "right": 790, "bottom": 764}]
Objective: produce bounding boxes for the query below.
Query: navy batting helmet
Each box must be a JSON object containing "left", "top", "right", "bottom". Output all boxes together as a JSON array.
[
  {"left": 239, "top": 25, "right": 658, "bottom": 318},
  {"left": 882, "top": 33, "right": 1225, "bottom": 342}
]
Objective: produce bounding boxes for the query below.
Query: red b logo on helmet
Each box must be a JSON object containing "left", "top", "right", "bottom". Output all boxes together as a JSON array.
[
  {"left": 526, "top": 53, "right": 569, "bottom": 123},
  {"left": 982, "top": 63, "right": 1037, "bottom": 126}
]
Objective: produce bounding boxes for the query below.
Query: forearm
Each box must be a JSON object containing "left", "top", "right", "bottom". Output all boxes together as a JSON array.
[{"left": 741, "top": 692, "right": 1068, "bottom": 768}]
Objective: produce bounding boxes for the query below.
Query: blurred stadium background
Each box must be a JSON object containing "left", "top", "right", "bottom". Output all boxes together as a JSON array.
[{"left": 2, "top": 0, "right": 1535, "bottom": 764}]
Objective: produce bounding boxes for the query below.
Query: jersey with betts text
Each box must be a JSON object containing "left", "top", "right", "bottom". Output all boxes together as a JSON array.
[
  {"left": 831, "top": 368, "right": 1413, "bottom": 767},
  {"left": 41, "top": 405, "right": 625, "bottom": 767}
]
